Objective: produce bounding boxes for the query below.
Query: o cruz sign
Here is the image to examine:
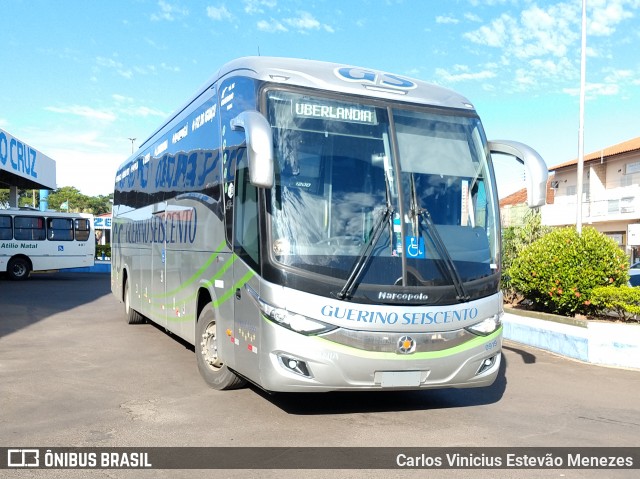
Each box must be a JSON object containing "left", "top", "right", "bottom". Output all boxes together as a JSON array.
[{"left": 0, "top": 128, "right": 56, "bottom": 189}]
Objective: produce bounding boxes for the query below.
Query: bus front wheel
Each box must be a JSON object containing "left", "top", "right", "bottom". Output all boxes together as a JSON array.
[
  {"left": 196, "top": 305, "right": 246, "bottom": 390},
  {"left": 7, "top": 257, "right": 31, "bottom": 281}
]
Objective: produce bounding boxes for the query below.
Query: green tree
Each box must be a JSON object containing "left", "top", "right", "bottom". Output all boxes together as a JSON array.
[
  {"left": 1, "top": 187, "right": 113, "bottom": 214},
  {"left": 87, "top": 194, "right": 113, "bottom": 215},
  {"left": 47, "top": 186, "right": 86, "bottom": 212},
  {"left": 0, "top": 189, "right": 40, "bottom": 208}
]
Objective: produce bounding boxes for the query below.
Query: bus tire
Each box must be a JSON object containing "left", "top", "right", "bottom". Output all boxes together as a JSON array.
[
  {"left": 7, "top": 257, "right": 31, "bottom": 281},
  {"left": 196, "top": 305, "right": 246, "bottom": 390},
  {"left": 124, "top": 278, "right": 145, "bottom": 325}
]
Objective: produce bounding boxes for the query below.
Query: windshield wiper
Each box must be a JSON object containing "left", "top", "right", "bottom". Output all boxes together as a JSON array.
[
  {"left": 413, "top": 207, "right": 469, "bottom": 301},
  {"left": 409, "top": 175, "right": 469, "bottom": 302},
  {"left": 336, "top": 206, "right": 393, "bottom": 300}
]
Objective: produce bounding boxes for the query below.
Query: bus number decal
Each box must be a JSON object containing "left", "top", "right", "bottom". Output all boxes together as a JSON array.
[{"left": 485, "top": 339, "right": 498, "bottom": 351}]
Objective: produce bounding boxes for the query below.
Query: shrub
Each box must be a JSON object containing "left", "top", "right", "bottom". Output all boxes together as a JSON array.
[
  {"left": 590, "top": 286, "right": 640, "bottom": 321},
  {"left": 509, "top": 226, "right": 629, "bottom": 316},
  {"left": 96, "top": 244, "right": 111, "bottom": 259},
  {"left": 501, "top": 210, "right": 550, "bottom": 303}
]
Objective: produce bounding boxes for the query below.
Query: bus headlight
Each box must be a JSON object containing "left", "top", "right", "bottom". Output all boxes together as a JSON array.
[
  {"left": 261, "top": 302, "right": 337, "bottom": 335},
  {"left": 465, "top": 313, "right": 502, "bottom": 336}
]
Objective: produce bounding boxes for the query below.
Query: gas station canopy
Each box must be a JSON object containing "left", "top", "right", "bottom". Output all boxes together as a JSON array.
[{"left": 0, "top": 128, "right": 56, "bottom": 205}]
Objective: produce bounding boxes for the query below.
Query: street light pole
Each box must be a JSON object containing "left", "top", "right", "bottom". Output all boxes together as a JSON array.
[
  {"left": 576, "top": 0, "right": 587, "bottom": 234},
  {"left": 128, "top": 138, "right": 136, "bottom": 154}
]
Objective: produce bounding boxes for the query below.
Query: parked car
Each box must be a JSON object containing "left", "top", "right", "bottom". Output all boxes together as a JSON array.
[{"left": 629, "top": 262, "right": 640, "bottom": 287}]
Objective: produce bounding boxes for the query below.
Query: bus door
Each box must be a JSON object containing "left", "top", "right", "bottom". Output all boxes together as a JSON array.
[
  {"left": 151, "top": 203, "right": 167, "bottom": 329},
  {"left": 231, "top": 151, "right": 263, "bottom": 383}
]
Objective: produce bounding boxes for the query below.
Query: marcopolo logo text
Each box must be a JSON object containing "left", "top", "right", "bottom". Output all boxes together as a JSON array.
[{"left": 378, "top": 292, "right": 429, "bottom": 302}]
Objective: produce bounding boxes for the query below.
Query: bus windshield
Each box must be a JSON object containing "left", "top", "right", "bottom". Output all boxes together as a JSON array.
[{"left": 266, "top": 90, "right": 500, "bottom": 304}]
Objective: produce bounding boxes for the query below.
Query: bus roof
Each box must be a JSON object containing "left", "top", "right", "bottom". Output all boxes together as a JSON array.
[
  {"left": 0, "top": 208, "right": 92, "bottom": 218},
  {"left": 215, "top": 56, "right": 474, "bottom": 107},
  {"left": 136, "top": 56, "right": 475, "bottom": 154}
]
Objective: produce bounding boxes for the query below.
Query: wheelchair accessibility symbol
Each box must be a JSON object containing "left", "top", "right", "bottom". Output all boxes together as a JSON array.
[{"left": 406, "top": 236, "right": 425, "bottom": 258}]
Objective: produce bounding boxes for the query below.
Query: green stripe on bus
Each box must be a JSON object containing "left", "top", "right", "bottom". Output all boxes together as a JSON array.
[
  {"left": 148, "top": 248, "right": 236, "bottom": 311},
  {"left": 212, "top": 269, "right": 255, "bottom": 308},
  {"left": 152, "top": 239, "right": 227, "bottom": 299},
  {"left": 259, "top": 313, "right": 502, "bottom": 360},
  {"left": 308, "top": 327, "right": 502, "bottom": 360},
  {"left": 164, "top": 261, "right": 255, "bottom": 323},
  {"left": 201, "top": 253, "right": 238, "bottom": 290}
]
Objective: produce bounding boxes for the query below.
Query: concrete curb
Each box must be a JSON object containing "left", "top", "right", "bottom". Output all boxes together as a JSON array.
[
  {"left": 503, "top": 308, "right": 640, "bottom": 370},
  {"left": 61, "top": 260, "right": 111, "bottom": 274}
]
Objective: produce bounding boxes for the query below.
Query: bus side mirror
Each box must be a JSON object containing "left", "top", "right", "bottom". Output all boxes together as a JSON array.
[
  {"left": 231, "top": 111, "right": 274, "bottom": 189},
  {"left": 488, "top": 140, "right": 548, "bottom": 208}
]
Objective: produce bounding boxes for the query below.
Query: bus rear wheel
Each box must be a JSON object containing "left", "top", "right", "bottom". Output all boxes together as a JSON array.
[
  {"left": 196, "top": 305, "right": 246, "bottom": 390},
  {"left": 124, "top": 278, "right": 145, "bottom": 324},
  {"left": 7, "top": 257, "right": 31, "bottom": 281}
]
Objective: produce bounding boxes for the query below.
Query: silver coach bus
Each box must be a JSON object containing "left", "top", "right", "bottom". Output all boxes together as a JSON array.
[{"left": 112, "top": 57, "right": 547, "bottom": 392}]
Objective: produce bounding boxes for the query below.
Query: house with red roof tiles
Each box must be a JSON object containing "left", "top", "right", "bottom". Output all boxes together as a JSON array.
[
  {"left": 499, "top": 180, "right": 554, "bottom": 228},
  {"left": 498, "top": 136, "right": 640, "bottom": 260},
  {"left": 541, "top": 136, "right": 640, "bottom": 260}
]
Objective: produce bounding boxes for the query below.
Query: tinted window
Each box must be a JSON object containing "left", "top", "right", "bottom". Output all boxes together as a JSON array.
[
  {"left": 75, "top": 218, "right": 91, "bottom": 241},
  {"left": 47, "top": 218, "right": 74, "bottom": 241},
  {"left": 0, "top": 215, "right": 12, "bottom": 240},
  {"left": 14, "top": 216, "right": 46, "bottom": 241}
]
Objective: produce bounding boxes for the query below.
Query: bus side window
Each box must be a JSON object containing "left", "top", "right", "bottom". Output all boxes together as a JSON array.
[
  {"left": 47, "top": 218, "right": 74, "bottom": 241},
  {"left": 14, "top": 216, "right": 46, "bottom": 241},
  {"left": 0, "top": 215, "right": 12, "bottom": 240},
  {"left": 75, "top": 219, "right": 91, "bottom": 241},
  {"left": 234, "top": 157, "right": 260, "bottom": 271}
]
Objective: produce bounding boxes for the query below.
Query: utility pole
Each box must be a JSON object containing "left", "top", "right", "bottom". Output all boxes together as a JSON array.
[{"left": 576, "top": 0, "right": 587, "bottom": 234}]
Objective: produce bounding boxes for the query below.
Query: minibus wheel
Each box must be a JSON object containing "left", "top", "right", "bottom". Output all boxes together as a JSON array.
[
  {"left": 196, "top": 305, "right": 246, "bottom": 390},
  {"left": 7, "top": 257, "right": 30, "bottom": 281}
]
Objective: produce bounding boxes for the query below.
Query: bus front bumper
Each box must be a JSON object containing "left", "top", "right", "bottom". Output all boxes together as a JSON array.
[{"left": 254, "top": 320, "right": 503, "bottom": 393}]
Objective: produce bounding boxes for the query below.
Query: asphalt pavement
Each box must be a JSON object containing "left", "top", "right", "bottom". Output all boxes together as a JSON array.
[{"left": 1, "top": 272, "right": 639, "bottom": 479}]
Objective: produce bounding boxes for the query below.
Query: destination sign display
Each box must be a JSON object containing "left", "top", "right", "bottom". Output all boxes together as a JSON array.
[{"left": 293, "top": 100, "right": 377, "bottom": 125}]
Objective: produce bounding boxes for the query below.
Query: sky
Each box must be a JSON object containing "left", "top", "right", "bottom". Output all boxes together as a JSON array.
[{"left": 1, "top": 0, "right": 639, "bottom": 198}]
